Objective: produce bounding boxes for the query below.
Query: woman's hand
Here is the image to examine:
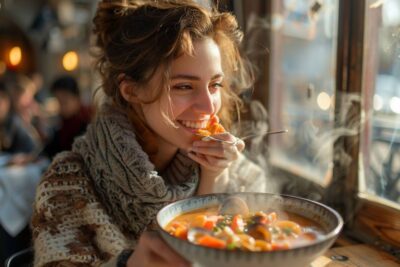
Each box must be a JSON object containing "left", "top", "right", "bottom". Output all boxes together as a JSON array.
[
  {"left": 127, "top": 230, "right": 190, "bottom": 267},
  {"left": 189, "top": 132, "right": 244, "bottom": 172},
  {"left": 188, "top": 132, "right": 245, "bottom": 194}
]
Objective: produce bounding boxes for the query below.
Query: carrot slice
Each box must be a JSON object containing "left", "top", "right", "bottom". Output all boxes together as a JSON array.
[
  {"left": 231, "top": 215, "right": 245, "bottom": 233},
  {"left": 197, "top": 235, "right": 226, "bottom": 249},
  {"left": 203, "top": 220, "right": 216, "bottom": 230}
]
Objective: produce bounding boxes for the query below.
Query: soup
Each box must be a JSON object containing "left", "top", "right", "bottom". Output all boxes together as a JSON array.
[{"left": 165, "top": 206, "right": 325, "bottom": 251}]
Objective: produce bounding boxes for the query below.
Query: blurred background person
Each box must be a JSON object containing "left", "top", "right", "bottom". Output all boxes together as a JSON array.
[
  {"left": 44, "top": 75, "right": 92, "bottom": 159},
  {"left": 6, "top": 73, "right": 49, "bottom": 158},
  {"left": 0, "top": 78, "right": 48, "bottom": 265},
  {"left": 0, "top": 77, "right": 41, "bottom": 163}
]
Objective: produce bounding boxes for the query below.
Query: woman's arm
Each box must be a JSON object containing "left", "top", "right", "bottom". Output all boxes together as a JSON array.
[
  {"left": 32, "top": 153, "right": 191, "bottom": 267},
  {"left": 31, "top": 156, "right": 130, "bottom": 267}
]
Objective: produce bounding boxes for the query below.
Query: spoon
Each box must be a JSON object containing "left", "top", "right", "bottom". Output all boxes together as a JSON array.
[
  {"left": 197, "top": 129, "right": 288, "bottom": 145},
  {"left": 218, "top": 196, "right": 249, "bottom": 216},
  {"left": 187, "top": 227, "right": 214, "bottom": 244}
]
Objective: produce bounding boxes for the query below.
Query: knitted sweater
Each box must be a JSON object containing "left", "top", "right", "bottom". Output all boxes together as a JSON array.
[{"left": 31, "top": 104, "right": 267, "bottom": 267}]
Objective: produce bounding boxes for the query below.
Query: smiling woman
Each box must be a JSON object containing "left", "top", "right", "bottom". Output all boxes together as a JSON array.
[{"left": 30, "top": 1, "right": 270, "bottom": 267}]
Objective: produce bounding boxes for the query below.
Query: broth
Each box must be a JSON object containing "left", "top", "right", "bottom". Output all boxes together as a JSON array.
[{"left": 165, "top": 206, "right": 325, "bottom": 251}]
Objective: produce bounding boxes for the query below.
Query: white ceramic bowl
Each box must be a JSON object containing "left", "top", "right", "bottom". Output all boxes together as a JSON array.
[{"left": 157, "top": 193, "right": 343, "bottom": 267}]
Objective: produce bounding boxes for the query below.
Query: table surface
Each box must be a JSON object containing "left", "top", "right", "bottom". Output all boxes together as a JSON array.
[{"left": 312, "top": 244, "right": 400, "bottom": 267}]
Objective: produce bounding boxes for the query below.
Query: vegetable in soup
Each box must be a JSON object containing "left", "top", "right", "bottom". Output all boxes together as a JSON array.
[{"left": 165, "top": 207, "right": 325, "bottom": 251}]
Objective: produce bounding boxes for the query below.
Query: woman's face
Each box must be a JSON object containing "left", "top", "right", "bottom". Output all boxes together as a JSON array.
[{"left": 139, "top": 38, "right": 223, "bottom": 151}]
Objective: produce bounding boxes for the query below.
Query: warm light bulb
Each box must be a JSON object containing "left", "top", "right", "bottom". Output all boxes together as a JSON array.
[
  {"left": 62, "top": 51, "right": 79, "bottom": 71},
  {"left": 9, "top": 46, "right": 22, "bottom": 66}
]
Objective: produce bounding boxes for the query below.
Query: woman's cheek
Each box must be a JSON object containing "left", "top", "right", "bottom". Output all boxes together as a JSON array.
[{"left": 212, "top": 92, "right": 222, "bottom": 112}]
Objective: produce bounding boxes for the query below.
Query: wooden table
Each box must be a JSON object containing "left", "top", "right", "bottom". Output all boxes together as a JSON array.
[{"left": 312, "top": 244, "right": 400, "bottom": 266}]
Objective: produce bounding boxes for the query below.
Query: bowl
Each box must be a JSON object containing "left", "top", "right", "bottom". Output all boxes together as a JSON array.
[{"left": 157, "top": 193, "right": 343, "bottom": 267}]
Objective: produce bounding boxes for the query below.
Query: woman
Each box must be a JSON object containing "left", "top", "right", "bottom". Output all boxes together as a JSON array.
[{"left": 32, "top": 1, "right": 267, "bottom": 266}]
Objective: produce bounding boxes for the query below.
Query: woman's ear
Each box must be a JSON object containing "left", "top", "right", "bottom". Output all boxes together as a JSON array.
[{"left": 119, "top": 79, "right": 141, "bottom": 104}]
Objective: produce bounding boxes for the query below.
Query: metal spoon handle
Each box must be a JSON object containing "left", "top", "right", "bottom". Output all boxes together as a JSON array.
[
  {"left": 197, "top": 129, "right": 288, "bottom": 144},
  {"left": 240, "top": 129, "right": 288, "bottom": 141}
]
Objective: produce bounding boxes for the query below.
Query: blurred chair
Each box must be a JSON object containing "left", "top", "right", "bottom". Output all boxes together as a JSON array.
[{"left": 4, "top": 247, "right": 33, "bottom": 267}]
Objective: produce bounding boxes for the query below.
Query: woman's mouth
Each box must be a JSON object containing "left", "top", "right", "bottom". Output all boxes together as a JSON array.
[{"left": 177, "top": 119, "right": 209, "bottom": 132}]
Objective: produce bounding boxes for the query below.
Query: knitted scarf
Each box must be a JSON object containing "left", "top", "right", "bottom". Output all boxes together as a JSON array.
[{"left": 72, "top": 103, "right": 199, "bottom": 237}]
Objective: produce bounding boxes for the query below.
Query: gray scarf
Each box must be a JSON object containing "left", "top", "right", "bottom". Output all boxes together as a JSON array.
[{"left": 73, "top": 103, "right": 199, "bottom": 238}]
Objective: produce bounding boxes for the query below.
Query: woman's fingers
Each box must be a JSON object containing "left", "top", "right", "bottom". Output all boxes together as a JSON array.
[
  {"left": 143, "top": 231, "right": 189, "bottom": 266},
  {"left": 188, "top": 151, "right": 231, "bottom": 170},
  {"left": 191, "top": 146, "right": 235, "bottom": 160},
  {"left": 189, "top": 132, "right": 244, "bottom": 171},
  {"left": 128, "top": 231, "right": 190, "bottom": 267},
  {"left": 192, "top": 141, "right": 240, "bottom": 160},
  {"left": 235, "top": 138, "right": 245, "bottom": 152}
]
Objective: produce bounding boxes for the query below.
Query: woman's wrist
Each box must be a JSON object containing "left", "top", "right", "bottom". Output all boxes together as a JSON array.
[
  {"left": 213, "top": 170, "right": 229, "bottom": 193},
  {"left": 197, "top": 168, "right": 229, "bottom": 195}
]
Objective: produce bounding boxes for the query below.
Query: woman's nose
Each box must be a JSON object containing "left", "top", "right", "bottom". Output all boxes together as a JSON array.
[{"left": 193, "top": 88, "right": 215, "bottom": 114}]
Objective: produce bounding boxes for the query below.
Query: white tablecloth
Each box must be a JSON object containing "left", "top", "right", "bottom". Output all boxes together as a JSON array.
[{"left": 0, "top": 157, "right": 48, "bottom": 237}]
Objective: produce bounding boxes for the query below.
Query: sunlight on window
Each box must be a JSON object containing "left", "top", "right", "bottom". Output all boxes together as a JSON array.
[
  {"left": 373, "top": 94, "right": 384, "bottom": 111},
  {"left": 390, "top": 97, "right": 400, "bottom": 114},
  {"left": 365, "top": 0, "right": 400, "bottom": 204},
  {"left": 317, "top": 92, "right": 331, "bottom": 110},
  {"left": 267, "top": 0, "right": 339, "bottom": 185}
]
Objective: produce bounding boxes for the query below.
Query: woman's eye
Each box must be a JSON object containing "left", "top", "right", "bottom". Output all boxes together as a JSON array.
[
  {"left": 210, "top": 82, "right": 223, "bottom": 91},
  {"left": 173, "top": 84, "right": 193, "bottom": 90},
  {"left": 213, "top": 83, "right": 223, "bottom": 88}
]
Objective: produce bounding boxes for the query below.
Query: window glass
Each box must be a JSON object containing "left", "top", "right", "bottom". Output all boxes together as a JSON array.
[
  {"left": 268, "top": 0, "right": 339, "bottom": 185},
  {"left": 364, "top": 0, "right": 400, "bottom": 204}
]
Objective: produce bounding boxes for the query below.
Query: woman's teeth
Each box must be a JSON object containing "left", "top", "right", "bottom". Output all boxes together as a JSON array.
[{"left": 179, "top": 120, "right": 208, "bottom": 129}]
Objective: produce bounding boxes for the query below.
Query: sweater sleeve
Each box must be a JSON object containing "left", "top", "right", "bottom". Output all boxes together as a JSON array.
[
  {"left": 31, "top": 152, "right": 133, "bottom": 267},
  {"left": 226, "top": 153, "right": 269, "bottom": 193}
]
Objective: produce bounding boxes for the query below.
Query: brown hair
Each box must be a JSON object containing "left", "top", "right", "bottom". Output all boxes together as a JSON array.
[{"left": 92, "top": 0, "right": 254, "bottom": 151}]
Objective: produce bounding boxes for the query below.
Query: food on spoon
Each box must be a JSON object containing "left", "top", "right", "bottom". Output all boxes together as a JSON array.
[{"left": 195, "top": 115, "right": 225, "bottom": 138}]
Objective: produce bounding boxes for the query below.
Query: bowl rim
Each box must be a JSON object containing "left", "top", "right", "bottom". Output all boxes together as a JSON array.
[{"left": 156, "top": 192, "right": 344, "bottom": 254}]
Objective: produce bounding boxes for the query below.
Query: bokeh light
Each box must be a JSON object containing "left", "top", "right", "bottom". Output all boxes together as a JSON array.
[
  {"left": 390, "top": 96, "right": 400, "bottom": 114},
  {"left": 9, "top": 46, "right": 22, "bottom": 66},
  {"left": 62, "top": 51, "right": 79, "bottom": 71},
  {"left": 373, "top": 94, "right": 383, "bottom": 111},
  {"left": 317, "top": 92, "right": 331, "bottom": 110}
]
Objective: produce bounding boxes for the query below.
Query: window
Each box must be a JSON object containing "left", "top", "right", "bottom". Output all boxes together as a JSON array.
[
  {"left": 227, "top": 0, "right": 400, "bottom": 252},
  {"left": 266, "top": 0, "right": 339, "bottom": 186},
  {"left": 362, "top": 0, "right": 400, "bottom": 204}
]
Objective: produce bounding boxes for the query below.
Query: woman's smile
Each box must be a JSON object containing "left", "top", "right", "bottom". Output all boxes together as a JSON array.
[{"left": 177, "top": 119, "right": 209, "bottom": 132}]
